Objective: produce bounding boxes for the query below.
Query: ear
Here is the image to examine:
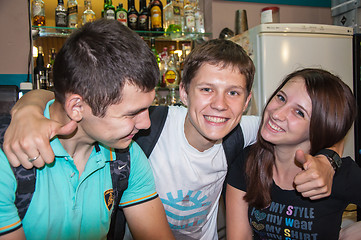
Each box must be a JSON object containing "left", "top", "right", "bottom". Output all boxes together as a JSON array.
[
  {"left": 179, "top": 83, "right": 189, "bottom": 107},
  {"left": 242, "top": 92, "right": 252, "bottom": 112},
  {"left": 64, "top": 94, "right": 85, "bottom": 122}
]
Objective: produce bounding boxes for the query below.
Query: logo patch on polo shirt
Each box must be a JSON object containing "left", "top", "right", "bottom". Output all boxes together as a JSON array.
[{"left": 104, "top": 189, "right": 114, "bottom": 211}]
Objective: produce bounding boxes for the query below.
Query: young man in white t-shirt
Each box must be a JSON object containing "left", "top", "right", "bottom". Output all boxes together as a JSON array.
[{"left": 3, "top": 39, "right": 338, "bottom": 239}]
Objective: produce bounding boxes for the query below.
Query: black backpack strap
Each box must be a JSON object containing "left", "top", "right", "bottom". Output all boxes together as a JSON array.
[
  {"left": 222, "top": 124, "right": 245, "bottom": 199},
  {"left": 0, "top": 116, "right": 36, "bottom": 221},
  {"left": 0, "top": 114, "right": 11, "bottom": 147},
  {"left": 222, "top": 124, "right": 245, "bottom": 169},
  {"left": 12, "top": 166, "right": 36, "bottom": 220},
  {"left": 133, "top": 106, "right": 169, "bottom": 158},
  {"left": 107, "top": 145, "right": 131, "bottom": 240}
]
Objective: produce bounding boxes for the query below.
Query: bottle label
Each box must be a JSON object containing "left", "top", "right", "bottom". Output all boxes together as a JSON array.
[
  {"left": 68, "top": 5, "right": 78, "bottom": 27},
  {"left": 138, "top": 15, "right": 148, "bottom": 29},
  {"left": 68, "top": 6, "right": 78, "bottom": 15},
  {"left": 195, "top": 13, "right": 204, "bottom": 32},
  {"left": 173, "top": 6, "right": 180, "bottom": 16},
  {"left": 151, "top": 6, "right": 162, "bottom": 28},
  {"left": 33, "top": 5, "right": 43, "bottom": 16},
  {"left": 185, "top": 14, "right": 195, "bottom": 29},
  {"left": 83, "top": 14, "right": 96, "bottom": 24},
  {"left": 105, "top": 9, "right": 115, "bottom": 19},
  {"left": 56, "top": 11, "right": 67, "bottom": 27},
  {"left": 165, "top": 70, "right": 176, "bottom": 84},
  {"left": 116, "top": 11, "right": 127, "bottom": 25},
  {"left": 129, "top": 13, "right": 138, "bottom": 29}
]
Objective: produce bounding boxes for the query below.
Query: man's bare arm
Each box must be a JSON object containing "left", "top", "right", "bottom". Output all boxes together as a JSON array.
[
  {"left": 3, "top": 90, "right": 76, "bottom": 168},
  {"left": 124, "top": 197, "right": 175, "bottom": 240},
  {"left": 0, "top": 227, "right": 26, "bottom": 240}
]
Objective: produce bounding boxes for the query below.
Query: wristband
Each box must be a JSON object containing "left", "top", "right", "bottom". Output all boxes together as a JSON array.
[{"left": 316, "top": 149, "right": 342, "bottom": 171}]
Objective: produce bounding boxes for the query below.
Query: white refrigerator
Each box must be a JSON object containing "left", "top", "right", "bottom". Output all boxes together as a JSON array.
[{"left": 231, "top": 23, "right": 355, "bottom": 158}]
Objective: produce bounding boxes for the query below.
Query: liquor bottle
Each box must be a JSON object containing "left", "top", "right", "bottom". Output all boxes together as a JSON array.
[
  {"left": 194, "top": 0, "right": 205, "bottom": 33},
  {"left": 32, "top": 0, "right": 45, "bottom": 26},
  {"left": 101, "top": 0, "right": 105, "bottom": 18},
  {"left": 184, "top": 0, "right": 195, "bottom": 33},
  {"left": 178, "top": 0, "right": 185, "bottom": 32},
  {"left": 173, "top": 0, "right": 183, "bottom": 30},
  {"left": 165, "top": 45, "right": 180, "bottom": 89},
  {"left": 138, "top": 0, "right": 149, "bottom": 31},
  {"left": 55, "top": 0, "right": 67, "bottom": 28},
  {"left": 150, "top": 38, "right": 161, "bottom": 105},
  {"left": 163, "top": 0, "right": 172, "bottom": 31},
  {"left": 67, "top": 0, "right": 78, "bottom": 28},
  {"left": 46, "top": 48, "right": 56, "bottom": 90},
  {"left": 82, "top": 0, "right": 96, "bottom": 25},
  {"left": 34, "top": 46, "right": 48, "bottom": 90},
  {"left": 165, "top": 46, "right": 180, "bottom": 105},
  {"left": 163, "top": 0, "right": 182, "bottom": 36},
  {"left": 179, "top": 43, "right": 188, "bottom": 79},
  {"left": 159, "top": 47, "right": 168, "bottom": 88},
  {"left": 169, "top": 45, "right": 180, "bottom": 76},
  {"left": 116, "top": 3, "right": 128, "bottom": 26},
  {"left": 149, "top": 0, "right": 164, "bottom": 34},
  {"left": 127, "top": 0, "right": 138, "bottom": 30},
  {"left": 104, "top": 0, "right": 116, "bottom": 20},
  {"left": 150, "top": 38, "right": 160, "bottom": 65}
]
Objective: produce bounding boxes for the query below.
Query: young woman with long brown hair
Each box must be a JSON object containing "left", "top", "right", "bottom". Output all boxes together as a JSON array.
[{"left": 226, "top": 68, "right": 359, "bottom": 239}]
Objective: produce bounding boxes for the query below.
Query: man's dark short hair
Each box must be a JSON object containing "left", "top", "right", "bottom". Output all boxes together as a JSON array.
[{"left": 53, "top": 19, "right": 159, "bottom": 117}]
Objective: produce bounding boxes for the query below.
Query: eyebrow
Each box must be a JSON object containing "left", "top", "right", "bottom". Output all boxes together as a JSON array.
[
  {"left": 126, "top": 107, "right": 148, "bottom": 116},
  {"left": 197, "top": 82, "right": 247, "bottom": 90}
]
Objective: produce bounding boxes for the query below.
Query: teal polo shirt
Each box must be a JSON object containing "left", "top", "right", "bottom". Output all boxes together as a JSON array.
[{"left": 0, "top": 100, "right": 157, "bottom": 239}]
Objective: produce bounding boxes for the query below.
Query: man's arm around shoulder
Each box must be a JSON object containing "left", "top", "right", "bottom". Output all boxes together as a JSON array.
[{"left": 124, "top": 197, "right": 174, "bottom": 239}]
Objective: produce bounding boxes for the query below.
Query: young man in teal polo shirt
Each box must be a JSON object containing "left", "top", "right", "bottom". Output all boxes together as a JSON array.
[{"left": 0, "top": 19, "right": 174, "bottom": 240}]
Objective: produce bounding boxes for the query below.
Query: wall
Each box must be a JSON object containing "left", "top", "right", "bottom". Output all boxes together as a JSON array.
[
  {"left": 0, "top": 0, "right": 31, "bottom": 86},
  {"left": 211, "top": 0, "right": 333, "bottom": 38},
  {"left": 0, "top": 0, "right": 334, "bottom": 87}
]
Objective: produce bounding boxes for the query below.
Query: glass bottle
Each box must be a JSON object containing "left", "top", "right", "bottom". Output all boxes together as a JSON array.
[
  {"left": 101, "top": 0, "right": 105, "bottom": 18},
  {"left": 116, "top": 3, "right": 128, "bottom": 26},
  {"left": 149, "top": 0, "right": 164, "bottom": 35},
  {"left": 173, "top": 0, "right": 183, "bottom": 31},
  {"left": 184, "top": 0, "right": 195, "bottom": 33},
  {"left": 67, "top": 0, "right": 78, "bottom": 28},
  {"left": 82, "top": 0, "right": 96, "bottom": 25},
  {"left": 166, "top": 46, "right": 180, "bottom": 105},
  {"left": 194, "top": 0, "right": 205, "bottom": 33},
  {"left": 138, "top": 0, "right": 149, "bottom": 31},
  {"left": 178, "top": 0, "right": 185, "bottom": 32},
  {"left": 150, "top": 38, "right": 161, "bottom": 105},
  {"left": 163, "top": 0, "right": 172, "bottom": 31},
  {"left": 32, "top": 0, "right": 45, "bottom": 26},
  {"left": 55, "top": 0, "right": 67, "bottom": 28},
  {"left": 164, "top": 0, "right": 182, "bottom": 37},
  {"left": 104, "top": 0, "right": 116, "bottom": 20},
  {"left": 165, "top": 47, "right": 180, "bottom": 87},
  {"left": 34, "top": 46, "right": 48, "bottom": 90},
  {"left": 46, "top": 48, "right": 56, "bottom": 90},
  {"left": 127, "top": 0, "right": 138, "bottom": 30},
  {"left": 150, "top": 38, "right": 160, "bottom": 65},
  {"left": 159, "top": 47, "right": 168, "bottom": 88}
]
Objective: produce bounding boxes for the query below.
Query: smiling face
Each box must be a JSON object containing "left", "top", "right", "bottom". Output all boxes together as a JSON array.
[
  {"left": 180, "top": 63, "right": 251, "bottom": 151},
  {"left": 80, "top": 82, "right": 155, "bottom": 149},
  {"left": 261, "top": 77, "right": 312, "bottom": 151}
]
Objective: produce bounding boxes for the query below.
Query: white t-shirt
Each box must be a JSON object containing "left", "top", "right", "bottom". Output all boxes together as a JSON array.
[{"left": 148, "top": 106, "right": 259, "bottom": 239}]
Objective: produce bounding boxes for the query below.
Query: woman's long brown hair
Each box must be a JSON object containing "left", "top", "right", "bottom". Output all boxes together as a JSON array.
[{"left": 244, "top": 68, "right": 357, "bottom": 209}]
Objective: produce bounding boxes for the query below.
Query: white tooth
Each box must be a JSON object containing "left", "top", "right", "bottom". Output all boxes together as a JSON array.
[
  {"left": 205, "top": 116, "right": 226, "bottom": 123},
  {"left": 268, "top": 120, "right": 282, "bottom": 131}
]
